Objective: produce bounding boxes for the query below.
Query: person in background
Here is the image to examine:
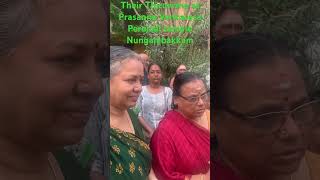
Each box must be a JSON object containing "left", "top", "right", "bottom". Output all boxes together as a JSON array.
[
  {"left": 214, "top": 7, "right": 244, "bottom": 41},
  {"left": 136, "top": 63, "right": 172, "bottom": 138},
  {"left": 139, "top": 53, "right": 151, "bottom": 86},
  {"left": 169, "top": 64, "right": 187, "bottom": 89},
  {"left": 110, "top": 46, "right": 154, "bottom": 180},
  {"left": 151, "top": 72, "right": 210, "bottom": 180},
  {"left": 212, "top": 33, "right": 314, "bottom": 180},
  {"left": 0, "top": 0, "right": 106, "bottom": 179}
]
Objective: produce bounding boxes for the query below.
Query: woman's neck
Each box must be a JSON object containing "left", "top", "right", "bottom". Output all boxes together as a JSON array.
[
  {"left": 110, "top": 104, "right": 135, "bottom": 133},
  {"left": 110, "top": 104, "right": 129, "bottom": 125},
  {"left": 110, "top": 104, "right": 127, "bottom": 117},
  {"left": 0, "top": 136, "right": 49, "bottom": 177},
  {"left": 148, "top": 83, "right": 161, "bottom": 89}
]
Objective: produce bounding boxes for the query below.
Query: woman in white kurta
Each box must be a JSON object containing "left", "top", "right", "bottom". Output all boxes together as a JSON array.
[{"left": 136, "top": 63, "right": 172, "bottom": 137}]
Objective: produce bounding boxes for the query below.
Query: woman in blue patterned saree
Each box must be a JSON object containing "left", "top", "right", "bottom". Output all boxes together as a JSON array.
[{"left": 109, "top": 46, "right": 152, "bottom": 180}]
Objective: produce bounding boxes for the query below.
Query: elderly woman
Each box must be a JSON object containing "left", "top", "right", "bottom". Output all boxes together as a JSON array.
[
  {"left": 136, "top": 63, "right": 172, "bottom": 137},
  {"left": 212, "top": 33, "right": 317, "bottom": 180},
  {"left": 109, "top": 46, "right": 152, "bottom": 180},
  {"left": 0, "top": 0, "right": 106, "bottom": 179},
  {"left": 150, "top": 72, "right": 210, "bottom": 180}
]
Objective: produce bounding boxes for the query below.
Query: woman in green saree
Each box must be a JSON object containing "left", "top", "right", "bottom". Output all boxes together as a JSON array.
[
  {"left": 109, "top": 46, "right": 152, "bottom": 180},
  {"left": 0, "top": 0, "right": 106, "bottom": 179}
]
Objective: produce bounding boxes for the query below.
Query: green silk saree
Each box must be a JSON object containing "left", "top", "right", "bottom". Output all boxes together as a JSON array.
[{"left": 110, "top": 109, "right": 151, "bottom": 180}]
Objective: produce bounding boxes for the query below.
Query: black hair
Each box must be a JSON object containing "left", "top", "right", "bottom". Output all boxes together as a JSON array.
[
  {"left": 212, "top": 32, "right": 293, "bottom": 109},
  {"left": 172, "top": 72, "right": 205, "bottom": 97},
  {"left": 147, "top": 63, "right": 162, "bottom": 73}
]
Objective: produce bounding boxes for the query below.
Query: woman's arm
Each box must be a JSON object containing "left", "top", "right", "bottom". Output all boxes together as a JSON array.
[
  {"left": 187, "top": 170, "right": 210, "bottom": 180},
  {"left": 138, "top": 116, "right": 154, "bottom": 137},
  {"left": 169, "top": 77, "right": 174, "bottom": 89},
  {"left": 148, "top": 168, "right": 158, "bottom": 180},
  {"left": 166, "top": 88, "right": 173, "bottom": 111}
]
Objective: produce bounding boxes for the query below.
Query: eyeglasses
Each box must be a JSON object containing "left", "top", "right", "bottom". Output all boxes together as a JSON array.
[
  {"left": 223, "top": 99, "right": 320, "bottom": 134},
  {"left": 179, "top": 90, "right": 210, "bottom": 104}
]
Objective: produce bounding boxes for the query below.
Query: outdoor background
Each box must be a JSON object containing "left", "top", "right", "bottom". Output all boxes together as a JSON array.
[
  {"left": 111, "top": 0, "right": 210, "bottom": 85},
  {"left": 213, "top": 0, "right": 320, "bottom": 94}
]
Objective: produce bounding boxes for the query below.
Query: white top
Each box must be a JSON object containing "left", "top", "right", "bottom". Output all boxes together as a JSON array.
[{"left": 136, "top": 86, "right": 172, "bottom": 129}]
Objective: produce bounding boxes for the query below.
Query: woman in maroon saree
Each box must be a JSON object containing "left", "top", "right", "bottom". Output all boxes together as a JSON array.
[
  {"left": 212, "top": 33, "right": 314, "bottom": 180},
  {"left": 150, "top": 72, "right": 210, "bottom": 180}
]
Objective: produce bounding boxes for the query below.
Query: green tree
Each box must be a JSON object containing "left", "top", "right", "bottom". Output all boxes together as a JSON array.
[
  {"left": 141, "top": 0, "right": 210, "bottom": 79},
  {"left": 214, "top": 0, "right": 320, "bottom": 93}
]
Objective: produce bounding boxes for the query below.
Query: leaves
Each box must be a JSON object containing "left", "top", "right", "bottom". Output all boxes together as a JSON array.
[
  {"left": 216, "top": 0, "right": 320, "bottom": 92},
  {"left": 141, "top": 0, "right": 210, "bottom": 79}
]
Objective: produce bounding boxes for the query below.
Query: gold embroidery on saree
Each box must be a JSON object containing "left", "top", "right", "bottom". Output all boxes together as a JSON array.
[
  {"left": 112, "top": 145, "right": 120, "bottom": 155},
  {"left": 129, "top": 162, "right": 135, "bottom": 173},
  {"left": 116, "top": 163, "right": 124, "bottom": 174},
  {"left": 138, "top": 166, "right": 143, "bottom": 176},
  {"left": 128, "top": 147, "right": 136, "bottom": 158}
]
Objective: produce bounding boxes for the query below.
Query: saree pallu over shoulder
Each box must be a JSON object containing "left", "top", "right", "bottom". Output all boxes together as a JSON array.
[
  {"left": 150, "top": 110, "right": 210, "bottom": 180},
  {"left": 110, "top": 109, "right": 152, "bottom": 180}
]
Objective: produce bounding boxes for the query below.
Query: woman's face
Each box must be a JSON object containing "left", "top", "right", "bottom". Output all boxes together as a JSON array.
[
  {"left": 0, "top": 0, "right": 106, "bottom": 148},
  {"left": 148, "top": 64, "right": 162, "bottom": 85},
  {"left": 214, "top": 57, "right": 308, "bottom": 178},
  {"left": 110, "top": 59, "right": 144, "bottom": 109},
  {"left": 176, "top": 65, "right": 187, "bottom": 75},
  {"left": 174, "top": 79, "right": 207, "bottom": 120}
]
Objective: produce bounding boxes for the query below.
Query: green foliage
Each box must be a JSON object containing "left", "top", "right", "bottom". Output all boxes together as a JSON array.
[
  {"left": 110, "top": 0, "right": 147, "bottom": 44},
  {"left": 215, "top": 0, "right": 320, "bottom": 93},
  {"left": 110, "top": 0, "right": 210, "bottom": 80},
  {"left": 142, "top": 1, "right": 210, "bottom": 79}
]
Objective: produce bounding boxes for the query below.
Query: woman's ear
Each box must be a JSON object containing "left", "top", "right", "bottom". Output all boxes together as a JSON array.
[{"left": 173, "top": 96, "right": 180, "bottom": 108}]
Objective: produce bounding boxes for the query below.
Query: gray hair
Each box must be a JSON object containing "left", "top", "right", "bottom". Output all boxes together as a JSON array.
[
  {"left": 1, "top": 0, "right": 106, "bottom": 57},
  {"left": 110, "top": 46, "right": 140, "bottom": 78},
  {"left": 1, "top": 0, "right": 38, "bottom": 57}
]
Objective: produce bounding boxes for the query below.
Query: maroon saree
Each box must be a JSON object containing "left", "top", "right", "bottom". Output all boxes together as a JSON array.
[{"left": 150, "top": 110, "right": 210, "bottom": 180}]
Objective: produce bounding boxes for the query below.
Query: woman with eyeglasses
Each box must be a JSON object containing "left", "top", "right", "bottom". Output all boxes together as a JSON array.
[
  {"left": 150, "top": 72, "right": 210, "bottom": 180},
  {"left": 212, "top": 33, "right": 317, "bottom": 180}
]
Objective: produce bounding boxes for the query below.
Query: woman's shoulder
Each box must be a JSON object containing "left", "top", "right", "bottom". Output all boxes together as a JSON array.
[
  {"left": 142, "top": 85, "right": 149, "bottom": 91},
  {"left": 140, "top": 86, "right": 150, "bottom": 95},
  {"left": 156, "top": 111, "right": 179, "bottom": 131},
  {"left": 163, "top": 86, "right": 173, "bottom": 93}
]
